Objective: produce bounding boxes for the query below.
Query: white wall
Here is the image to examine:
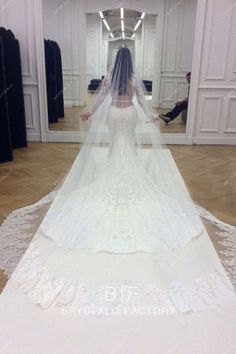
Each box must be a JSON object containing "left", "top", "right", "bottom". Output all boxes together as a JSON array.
[
  {"left": 43, "top": 0, "right": 83, "bottom": 107},
  {"left": 159, "top": 0, "right": 197, "bottom": 108},
  {"left": 140, "top": 15, "right": 157, "bottom": 81},
  {"left": 86, "top": 14, "right": 102, "bottom": 85},
  {"left": 134, "top": 31, "right": 142, "bottom": 73},
  {"left": 192, "top": 0, "right": 236, "bottom": 144},
  {"left": 101, "top": 31, "right": 109, "bottom": 75}
]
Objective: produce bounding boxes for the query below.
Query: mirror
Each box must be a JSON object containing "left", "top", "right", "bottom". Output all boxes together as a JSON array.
[
  {"left": 42, "top": 0, "right": 83, "bottom": 132},
  {"left": 157, "top": 0, "right": 197, "bottom": 134},
  {"left": 42, "top": 0, "right": 197, "bottom": 136}
]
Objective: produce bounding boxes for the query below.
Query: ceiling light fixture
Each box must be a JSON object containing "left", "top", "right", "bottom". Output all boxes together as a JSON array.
[
  {"left": 120, "top": 8, "right": 124, "bottom": 19},
  {"left": 99, "top": 11, "right": 104, "bottom": 19},
  {"left": 134, "top": 19, "right": 141, "bottom": 31},
  {"left": 103, "top": 19, "right": 110, "bottom": 31},
  {"left": 141, "top": 12, "right": 145, "bottom": 19},
  {"left": 110, "top": 32, "right": 114, "bottom": 38},
  {"left": 121, "top": 19, "right": 124, "bottom": 32},
  {"left": 131, "top": 33, "right": 135, "bottom": 39},
  {"left": 122, "top": 31, "right": 125, "bottom": 40}
]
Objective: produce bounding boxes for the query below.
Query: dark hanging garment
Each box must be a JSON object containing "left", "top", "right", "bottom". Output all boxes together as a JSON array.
[
  {"left": 0, "top": 27, "right": 27, "bottom": 149},
  {"left": 52, "top": 41, "right": 64, "bottom": 118},
  {"left": 44, "top": 39, "right": 58, "bottom": 123},
  {"left": 0, "top": 37, "right": 13, "bottom": 163}
]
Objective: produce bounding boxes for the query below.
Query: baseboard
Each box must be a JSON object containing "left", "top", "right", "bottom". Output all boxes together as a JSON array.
[
  {"left": 163, "top": 134, "right": 192, "bottom": 145},
  {"left": 193, "top": 136, "right": 236, "bottom": 145},
  {"left": 46, "top": 131, "right": 86, "bottom": 143},
  {"left": 27, "top": 132, "right": 41, "bottom": 141},
  {"left": 64, "top": 100, "right": 84, "bottom": 107}
]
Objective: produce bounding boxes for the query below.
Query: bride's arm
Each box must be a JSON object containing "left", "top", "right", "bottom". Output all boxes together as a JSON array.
[{"left": 81, "top": 76, "right": 110, "bottom": 121}]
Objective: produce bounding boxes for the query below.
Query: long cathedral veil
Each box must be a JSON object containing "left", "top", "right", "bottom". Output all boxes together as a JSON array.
[
  {"left": 14, "top": 47, "right": 236, "bottom": 310},
  {"left": 38, "top": 46, "right": 203, "bottom": 242}
]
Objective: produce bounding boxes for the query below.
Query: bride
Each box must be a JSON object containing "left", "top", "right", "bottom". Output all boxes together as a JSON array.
[{"left": 14, "top": 47, "right": 236, "bottom": 313}]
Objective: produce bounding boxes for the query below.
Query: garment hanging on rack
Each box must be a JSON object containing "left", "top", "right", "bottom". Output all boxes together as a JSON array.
[
  {"left": 0, "top": 27, "right": 27, "bottom": 163},
  {"left": 51, "top": 40, "right": 64, "bottom": 118},
  {"left": 44, "top": 39, "right": 58, "bottom": 124},
  {"left": 44, "top": 39, "right": 64, "bottom": 124},
  {"left": 0, "top": 35, "right": 12, "bottom": 163}
]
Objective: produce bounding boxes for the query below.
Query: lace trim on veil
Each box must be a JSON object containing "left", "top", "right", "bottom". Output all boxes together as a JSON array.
[
  {"left": 1, "top": 191, "right": 236, "bottom": 312},
  {"left": 196, "top": 204, "right": 236, "bottom": 288},
  {"left": 0, "top": 191, "right": 57, "bottom": 276},
  {"left": 1, "top": 191, "right": 235, "bottom": 281},
  {"left": 14, "top": 239, "right": 235, "bottom": 312}
]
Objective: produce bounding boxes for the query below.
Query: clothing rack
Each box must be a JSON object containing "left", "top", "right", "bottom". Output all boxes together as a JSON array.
[
  {"left": 44, "top": 39, "right": 64, "bottom": 124},
  {"left": 0, "top": 27, "right": 27, "bottom": 163}
]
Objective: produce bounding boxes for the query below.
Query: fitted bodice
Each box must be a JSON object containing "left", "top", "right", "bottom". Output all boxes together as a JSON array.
[{"left": 107, "top": 105, "right": 138, "bottom": 164}]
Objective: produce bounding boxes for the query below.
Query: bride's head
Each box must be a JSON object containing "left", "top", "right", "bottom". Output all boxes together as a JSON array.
[{"left": 111, "top": 47, "right": 134, "bottom": 96}]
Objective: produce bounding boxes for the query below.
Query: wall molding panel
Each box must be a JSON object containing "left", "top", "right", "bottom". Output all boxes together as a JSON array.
[
  {"left": 204, "top": 1, "right": 230, "bottom": 81},
  {"left": 192, "top": 0, "right": 236, "bottom": 144},
  {"left": 159, "top": 0, "right": 196, "bottom": 107},
  {"left": 224, "top": 97, "right": 236, "bottom": 133},
  {"left": 159, "top": 77, "right": 188, "bottom": 108},
  {"left": 197, "top": 94, "right": 222, "bottom": 133},
  {"left": 141, "top": 18, "right": 156, "bottom": 80},
  {"left": 63, "top": 74, "right": 82, "bottom": 107},
  {"left": 23, "top": 91, "right": 37, "bottom": 129},
  {"left": 86, "top": 17, "right": 102, "bottom": 86}
]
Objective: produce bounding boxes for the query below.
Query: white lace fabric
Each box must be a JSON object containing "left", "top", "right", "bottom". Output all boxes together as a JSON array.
[{"left": 14, "top": 231, "right": 236, "bottom": 311}]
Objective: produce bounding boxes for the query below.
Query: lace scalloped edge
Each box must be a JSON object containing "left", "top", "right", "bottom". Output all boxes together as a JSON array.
[
  {"left": 195, "top": 204, "right": 236, "bottom": 289},
  {"left": 14, "top": 242, "right": 236, "bottom": 313},
  {"left": 0, "top": 190, "right": 57, "bottom": 276},
  {"left": 0, "top": 190, "right": 236, "bottom": 291}
]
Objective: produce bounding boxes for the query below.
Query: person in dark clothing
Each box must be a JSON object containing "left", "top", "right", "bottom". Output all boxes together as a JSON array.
[{"left": 159, "top": 72, "right": 191, "bottom": 124}]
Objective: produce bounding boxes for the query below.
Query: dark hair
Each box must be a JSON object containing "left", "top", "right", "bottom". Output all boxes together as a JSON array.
[
  {"left": 186, "top": 72, "right": 191, "bottom": 76},
  {"left": 111, "top": 47, "right": 133, "bottom": 95}
]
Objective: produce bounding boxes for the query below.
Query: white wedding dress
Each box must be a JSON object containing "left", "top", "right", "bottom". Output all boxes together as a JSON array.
[{"left": 38, "top": 104, "right": 201, "bottom": 253}]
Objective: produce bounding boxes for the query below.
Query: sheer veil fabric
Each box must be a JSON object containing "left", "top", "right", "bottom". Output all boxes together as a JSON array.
[
  {"left": 39, "top": 46, "right": 203, "bottom": 252},
  {"left": 14, "top": 47, "right": 236, "bottom": 311}
]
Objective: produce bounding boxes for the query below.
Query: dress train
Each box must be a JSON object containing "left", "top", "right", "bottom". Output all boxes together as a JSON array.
[{"left": 13, "top": 106, "right": 236, "bottom": 310}]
